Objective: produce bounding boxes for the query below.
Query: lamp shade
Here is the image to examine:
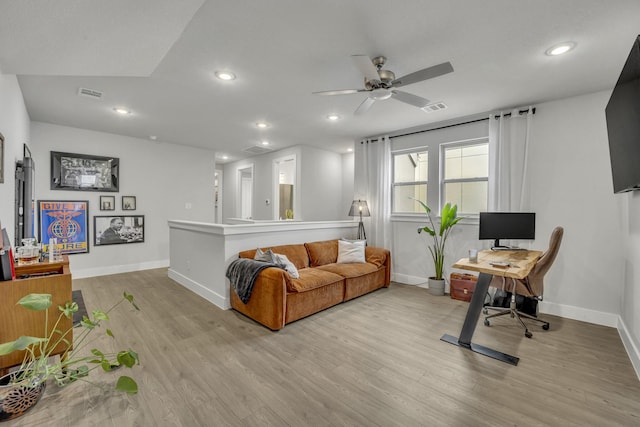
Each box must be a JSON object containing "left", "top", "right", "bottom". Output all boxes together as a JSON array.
[{"left": 348, "top": 200, "right": 370, "bottom": 217}]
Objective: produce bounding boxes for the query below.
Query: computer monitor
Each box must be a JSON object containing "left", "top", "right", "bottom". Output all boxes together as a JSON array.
[{"left": 479, "top": 212, "right": 536, "bottom": 250}]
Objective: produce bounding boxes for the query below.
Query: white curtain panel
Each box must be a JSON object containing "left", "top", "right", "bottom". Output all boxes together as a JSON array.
[
  {"left": 354, "top": 136, "right": 392, "bottom": 249},
  {"left": 488, "top": 107, "right": 534, "bottom": 211}
]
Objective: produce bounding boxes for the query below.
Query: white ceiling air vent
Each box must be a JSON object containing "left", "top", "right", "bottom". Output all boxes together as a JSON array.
[
  {"left": 243, "top": 145, "right": 273, "bottom": 155},
  {"left": 421, "top": 101, "right": 448, "bottom": 112},
  {"left": 77, "top": 87, "right": 104, "bottom": 100}
]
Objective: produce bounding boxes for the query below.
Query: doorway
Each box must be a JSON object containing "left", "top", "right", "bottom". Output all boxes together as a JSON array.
[
  {"left": 238, "top": 166, "right": 253, "bottom": 219},
  {"left": 273, "top": 155, "right": 296, "bottom": 220}
]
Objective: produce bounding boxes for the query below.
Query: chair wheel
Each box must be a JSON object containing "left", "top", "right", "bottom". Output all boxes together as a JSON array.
[
  {"left": 483, "top": 308, "right": 488, "bottom": 315},
  {"left": 525, "top": 331, "right": 533, "bottom": 338},
  {"left": 542, "top": 323, "right": 550, "bottom": 330},
  {"left": 484, "top": 319, "right": 490, "bottom": 326}
]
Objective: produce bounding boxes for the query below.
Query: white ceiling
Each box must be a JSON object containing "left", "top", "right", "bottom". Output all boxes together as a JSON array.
[{"left": 1, "top": 0, "right": 639, "bottom": 163}]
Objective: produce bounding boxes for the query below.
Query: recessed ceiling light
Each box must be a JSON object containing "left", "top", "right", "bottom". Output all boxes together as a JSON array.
[
  {"left": 261, "top": 140, "right": 269, "bottom": 146},
  {"left": 221, "top": 155, "right": 228, "bottom": 160},
  {"left": 113, "top": 107, "right": 131, "bottom": 115},
  {"left": 149, "top": 135, "right": 157, "bottom": 141},
  {"left": 215, "top": 70, "right": 236, "bottom": 80},
  {"left": 256, "top": 121, "right": 270, "bottom": 129},
  {"left": 545, "top": 42, "right": 576, "bottom": 56},
  {"left": 347, "top": 148, "right": 353, "bottom": 152},
  {"left": 327, "top": 114, "right": 341, "bottom": 121}
]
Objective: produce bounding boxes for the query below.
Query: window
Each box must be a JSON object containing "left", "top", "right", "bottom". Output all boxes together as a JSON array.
[
  {"left": 442, "top": 141, "right": 489, "bottom": 215},
  {"left": 392, "top": 150, "right": 428, "bottom": 213},
  {"left": 390, "top": 119, "right": 490, "bottom": 216}
]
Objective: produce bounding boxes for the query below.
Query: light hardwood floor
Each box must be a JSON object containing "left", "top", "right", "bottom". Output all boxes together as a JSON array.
[{"left": 7, "top": 268, "right": 640, "bottom": 426}]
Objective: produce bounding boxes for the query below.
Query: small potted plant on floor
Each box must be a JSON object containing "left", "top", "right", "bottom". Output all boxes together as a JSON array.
[
  {"left": 0, "top": 292, "right": 140, "bottom": 421},
  {"left": 414, "top": 199, "right": 462, "bottom": 295}
]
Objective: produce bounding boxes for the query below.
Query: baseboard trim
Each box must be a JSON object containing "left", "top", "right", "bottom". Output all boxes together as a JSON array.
[
  {"left": 167, "top": 268, "right": 229, "bottom": 310},
  {"left": 72, "top": 259, "right": 170, "bottom": 279},
  {"left": 392, "top": 273, "right": 428, "bottom": 287},
  {"left": 538, "top": 300, "right": 618, "bottom": 328},
  {"left": 617, "top": 317, "right": 640, "bottom": 381}
]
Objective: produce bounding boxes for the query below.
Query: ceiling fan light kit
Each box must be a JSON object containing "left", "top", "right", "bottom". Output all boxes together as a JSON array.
[{"left": 313, "top": 54, "right": 454, "bottom": 115}]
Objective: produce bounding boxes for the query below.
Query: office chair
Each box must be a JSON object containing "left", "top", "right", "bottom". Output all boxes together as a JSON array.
[{"left": 483, "top": 226, "right": 564, "bottom": 338}]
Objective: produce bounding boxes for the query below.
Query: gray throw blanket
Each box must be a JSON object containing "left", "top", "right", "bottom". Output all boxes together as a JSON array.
[{"left": 226, "top": 258, "right": 283, "bottom": 304}]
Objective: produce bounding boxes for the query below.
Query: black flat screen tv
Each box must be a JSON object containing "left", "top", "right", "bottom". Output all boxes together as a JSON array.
[
  {"left": 605, "top": 35, "right": 640, "bottom": 193},
  {"left": 479, "top": 212, "right": 536, "bottom": 250}
]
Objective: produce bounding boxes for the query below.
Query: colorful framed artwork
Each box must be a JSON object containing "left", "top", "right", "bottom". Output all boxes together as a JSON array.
[
  {"left": 100, "top": 195, "right": 115, "bottom": 211},
  {"left": 37, "top": 200, "right": 90, "bottom": 255},
  {"left": 122, "top": 196, "right": 136, "bottom": 210},
  {"left": 94, "top": 215, "right": 144, "bottom": 246}
]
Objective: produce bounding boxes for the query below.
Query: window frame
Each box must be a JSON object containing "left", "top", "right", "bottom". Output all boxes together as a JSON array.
[
  {"left": 440, "top": 137, "right": 490, "bottom": 216},
  {"left": 391, "top": 147, "right": 429, "bottom": 215}
]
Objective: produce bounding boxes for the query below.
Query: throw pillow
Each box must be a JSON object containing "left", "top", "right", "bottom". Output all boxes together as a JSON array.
[
  {"left": 254, "top": 248, "right": 276, "bottom": 263},
  {"left": 273, "top": 253, "right": 300, "bottom": 279},
  {"left": 337, "top": 239, "right": 366, "bottom": 264}
]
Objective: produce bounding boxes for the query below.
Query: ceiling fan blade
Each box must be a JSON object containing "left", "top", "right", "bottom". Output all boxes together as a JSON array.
[
  {"left": 351, "top": 55, "right": 380, "bottom": 81},
  {"left": 391, "top": 90, "right": 430, "bottom": 108},
  {"left": 391, "top": 61, "right": 454, "bottom": 88},
  {"left": 354, "top": 97, "right": 376, "bottom": 115},
  {"left": 312, "top": 89, "right": 365, "bottom": 96}
]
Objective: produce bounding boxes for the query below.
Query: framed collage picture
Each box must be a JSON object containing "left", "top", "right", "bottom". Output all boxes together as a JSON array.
[{"left": 37, "top": 200, "right": 90, "bottom": 254}]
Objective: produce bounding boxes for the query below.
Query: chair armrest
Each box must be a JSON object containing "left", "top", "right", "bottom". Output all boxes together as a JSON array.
[{"left": 229, "top": 267, "right": 287, "bottom": 330}]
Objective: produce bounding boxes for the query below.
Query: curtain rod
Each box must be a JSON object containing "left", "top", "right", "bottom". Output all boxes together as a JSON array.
[{"left": 382, "top": 107, "right": 536, "bottom": 141}]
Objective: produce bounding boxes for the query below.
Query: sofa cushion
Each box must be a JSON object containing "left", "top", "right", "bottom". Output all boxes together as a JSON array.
[
  {"left": 305, "top": 239, "right": 338, "bottom": 267},
  {"left": 315, "top": 262, "right": 377, "bottom": 278},
  {"left": 337, "top": 239, "right": 366, "bottom": 263},
  {"left": 285, "top": 268, "right": 343, "bottom": 293}
]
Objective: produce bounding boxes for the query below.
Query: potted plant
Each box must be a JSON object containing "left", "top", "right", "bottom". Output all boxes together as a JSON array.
[
  {"left": 0, "top": 292, "right": 140, "bottom": 421},
  {"left": 414, "top": 199, "right": 462, "bottom": 295}
]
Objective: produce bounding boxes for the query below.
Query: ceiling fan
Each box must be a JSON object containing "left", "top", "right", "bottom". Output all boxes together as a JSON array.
[{"left": 313, "top": 55, "right": 453, "bottom": 115}]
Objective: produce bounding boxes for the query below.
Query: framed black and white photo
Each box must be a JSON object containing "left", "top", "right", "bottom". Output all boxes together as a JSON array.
[
  {"left": 51, "top": 151, "right": 119, "bottom": 192},
  {"left": 100, "top": 195, "right": 115, "bottom": 211},
  {"left": 122, "top": 196, "right": 136, "bottom": 210},
  {"left": 94, "top": 215, "right": 144, "bottom": 246}
]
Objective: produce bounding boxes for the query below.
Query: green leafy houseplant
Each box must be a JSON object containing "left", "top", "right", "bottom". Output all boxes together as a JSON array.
[
  {"left": 414, "top": 199, "right": 462, "bottom": 281},
  {"left": 0, "top": 292, "right": 140, "bottom": 394}
]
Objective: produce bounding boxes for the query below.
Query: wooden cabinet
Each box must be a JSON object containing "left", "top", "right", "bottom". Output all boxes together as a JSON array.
[{"left": 0, "top": 255, "right": 72, "bottom": 374}]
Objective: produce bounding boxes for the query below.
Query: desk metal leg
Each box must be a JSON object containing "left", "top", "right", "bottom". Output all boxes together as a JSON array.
[{"left": 440, "top": 272, "right": 519, "bottom": 365}]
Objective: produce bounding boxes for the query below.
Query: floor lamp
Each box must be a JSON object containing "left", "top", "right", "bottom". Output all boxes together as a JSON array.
[{"left": 348, "top": 200, "right": 370, "bottom": 241}]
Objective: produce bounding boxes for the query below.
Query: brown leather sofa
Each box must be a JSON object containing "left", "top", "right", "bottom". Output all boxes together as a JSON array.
[{"left": 230, "top": 239, "right": 391, "bottom": 330}]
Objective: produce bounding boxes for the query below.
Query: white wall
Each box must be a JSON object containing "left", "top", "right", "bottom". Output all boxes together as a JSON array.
[
  {"left": 223, "top": 145, "right": 345, "bottom": 222},
  {"left": 30, "top": 122, "right": 216, "bottom": 278},
  {"left": 341, "top": 152, "right": 355, "bottom": 219},
  {"left": 526, "top": 91, "right": 624, "bottom": 325},
  {"left": 0, "top": 74, "right": 31, "bottom": 243},
  {"left": 366, "top": 90, "right": 630, "bottom": 329}
]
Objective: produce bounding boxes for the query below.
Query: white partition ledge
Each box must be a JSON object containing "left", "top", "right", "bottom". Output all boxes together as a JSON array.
[{"left": 168, "top": 220, "right": 358, "bottom": 309}]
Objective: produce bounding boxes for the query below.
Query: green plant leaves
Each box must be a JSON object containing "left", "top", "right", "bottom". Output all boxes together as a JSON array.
[
  {"left": 0, "top": 336, "right": 46, "bottom": 355},
  {"left": 123, "top": 292, "right": 140, "bottom": 311},
  {"left": 17, "top": 293, "right": 52, "bottom": 311},
  {"left": 118, "top": 349, "right": 139, "bottom": 368},
  {"left": 92, "top": 310, "right": 109, "bottom": 321},
  {"left": 59, "top": 301, "right": 78, "bottom": 318},
  {"left": 116, "top": 376, "right": 138, "bottom": 394}
]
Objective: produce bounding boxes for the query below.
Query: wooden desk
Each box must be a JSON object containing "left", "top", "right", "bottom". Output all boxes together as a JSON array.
[
  {"left": 0, "top": 255, "right": 72, "bottom": 375},
  {"left": 441, "top": 250, "right": 542, "bottom": 365}
]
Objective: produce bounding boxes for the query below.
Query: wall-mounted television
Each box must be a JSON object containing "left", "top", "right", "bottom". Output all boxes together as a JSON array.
[{"left": 605, "top": 35, "right": 640, "bottom": 193}]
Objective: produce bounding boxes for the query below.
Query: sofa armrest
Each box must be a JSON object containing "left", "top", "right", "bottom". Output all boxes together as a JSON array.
[
  {"left": 230, "top": 267, "right": 288, "bottom": 330},
  {"left": 365, "top": 246, "right": 391, "bottom": 287}
]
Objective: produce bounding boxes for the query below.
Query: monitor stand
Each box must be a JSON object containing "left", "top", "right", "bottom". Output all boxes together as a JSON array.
[{"left": 490, "top": 240, "right": 525, "bottom": 251}]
